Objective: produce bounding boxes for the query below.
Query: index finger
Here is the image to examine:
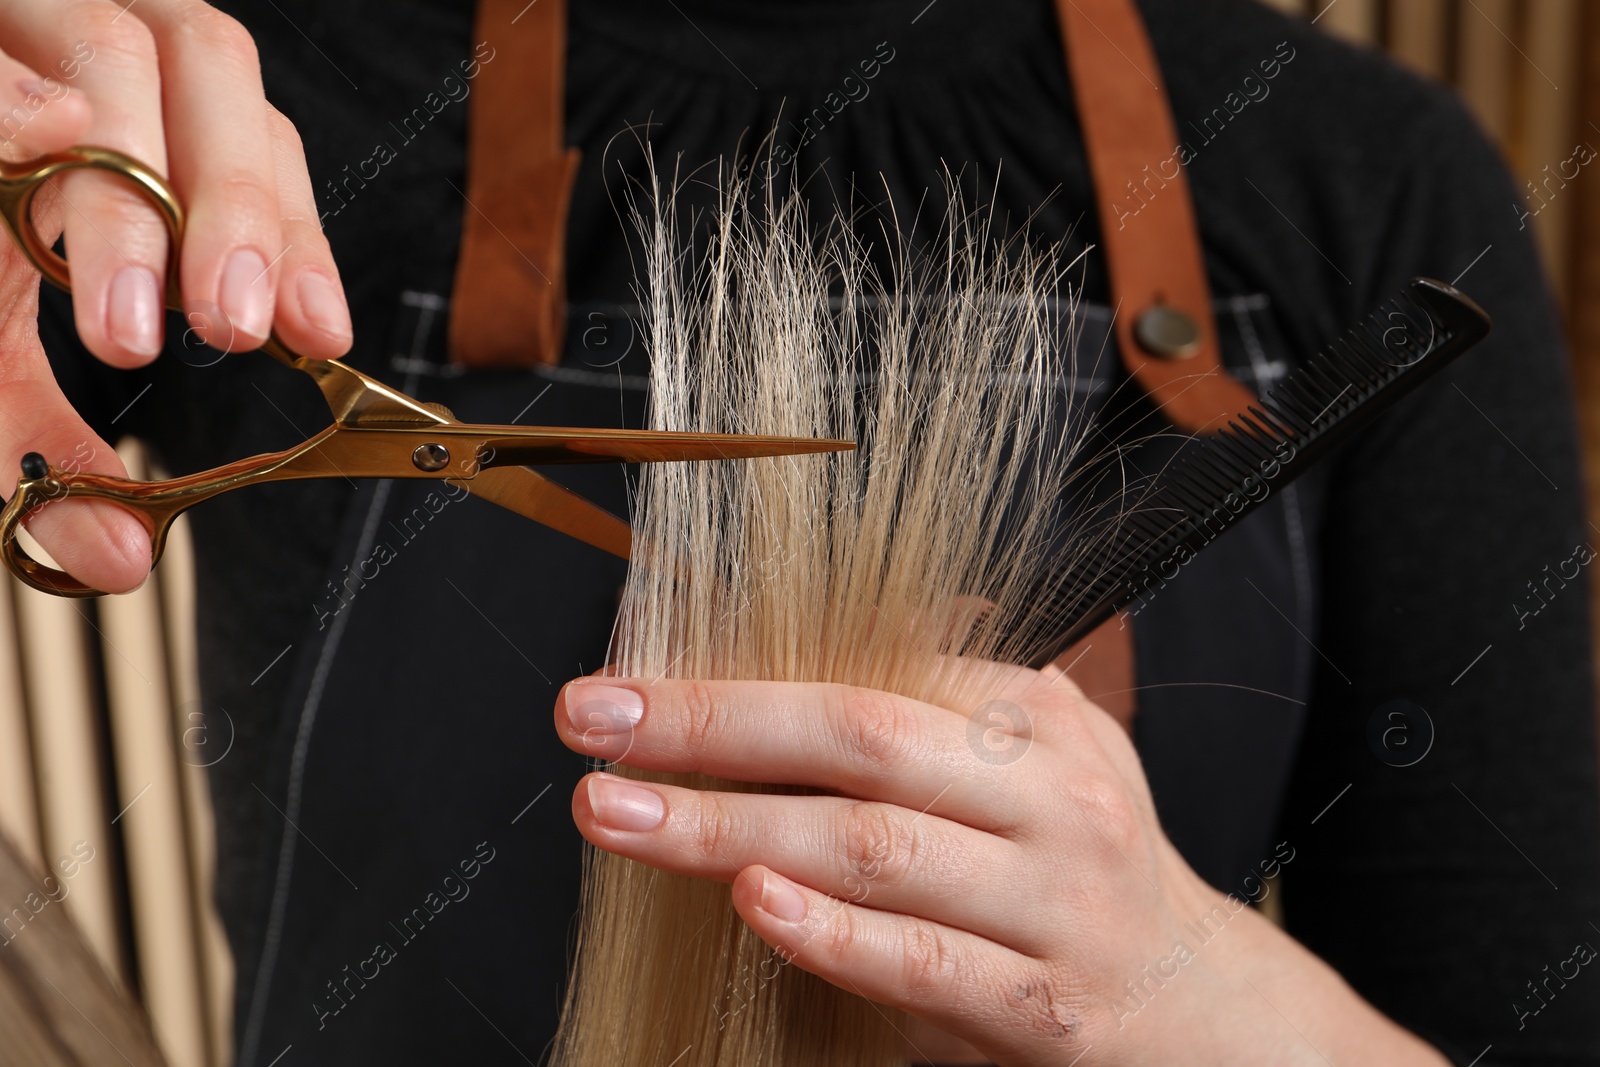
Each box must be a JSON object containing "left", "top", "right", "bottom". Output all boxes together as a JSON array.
[{"left": 553, "top": 675, "right": 1066, "bottom": 835}]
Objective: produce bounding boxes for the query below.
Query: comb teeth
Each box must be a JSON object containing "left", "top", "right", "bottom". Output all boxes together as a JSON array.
[{"left": 1025, "top": 278, "right": 1490, "bottom": 668}]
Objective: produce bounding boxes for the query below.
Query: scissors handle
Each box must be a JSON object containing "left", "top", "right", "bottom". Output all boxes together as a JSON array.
[
  {"left": 0, "top": 425, "right": 474, "bottom": 597},
  {"left": 0, "top": 145, "right": 857, "bottom": 596},
  {"left": 0, "top": 146, "right": 184, "bottom": 304},
  {"left": 1, "top": 454, "right": 176, "bottom": 597},
  {"left": 0, "top": 146, "right": 439, "bottom": 592}
]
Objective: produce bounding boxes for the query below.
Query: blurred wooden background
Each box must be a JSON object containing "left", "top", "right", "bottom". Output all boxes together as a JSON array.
[
  {"left": 1, "top": 3, "right": 1597, "bottom": 1066},
  {"left": 3, "top": 464, "right": 226, "bottom": 1067}
]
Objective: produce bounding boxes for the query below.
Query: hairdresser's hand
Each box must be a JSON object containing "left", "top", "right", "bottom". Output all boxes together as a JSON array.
[
  {"left": 557, "top": 669, "right": 1451, "bottom": 1067},
  {"left": 0, "top": 1, "right": 352, "bottom": 592}
]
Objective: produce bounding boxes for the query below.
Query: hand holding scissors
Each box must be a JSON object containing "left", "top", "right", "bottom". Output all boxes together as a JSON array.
[
  {"left": 0, "top": 6, "right": 372, "bottom": 594},
  {"left": 0, "top": 145, "right": 852, "bottom": 597}
]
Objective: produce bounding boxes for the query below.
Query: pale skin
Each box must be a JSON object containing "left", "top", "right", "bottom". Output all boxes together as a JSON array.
[
  {"left": 9, "top": 3, "right": 1447, "bottom": 1063},
  {"left": 558, "top": 669, "right": 1452, "bottom": 1066}
]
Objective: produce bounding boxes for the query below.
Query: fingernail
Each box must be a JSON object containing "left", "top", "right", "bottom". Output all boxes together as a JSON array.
[
  {"left": 220, "top": 248, "right": 272, "bottom": 340},
  {"left": 107, "top": 266, "right": 163, "bottom": 357},
  {"left": 586, "top": 776, "right": 664, "bottom": 832},
  {"left": 296, "top": 271, "right": 353, "bottom": 343},
  {"left": 760, "top": 871, "right": 808, "bottom": 922},
  {"left": 566, "top": 683, "right": 643, "bottom": 734}
]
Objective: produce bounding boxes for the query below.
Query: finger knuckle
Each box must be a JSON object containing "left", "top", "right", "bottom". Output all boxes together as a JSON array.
[
  {"left": 692, "top": 791, "right": 741, "bottom": 859},
  {"left": 840, "top": 802, "right": 910, "bottom": 891},
  {"left": 206, "top": 171, "right": 279, "bottom": 227},
  {"left": 900, "top": 923, "right": 962, "bottom": 999},
  {"left": 821, "top": 904, "right": 864, "bottom": 964},
  {"left": 679, "top": 679, "right": 723, "bottom": 756},
  {"left": 166, "top": 6, "right": 260, "bottom": 71},
  {"left": 1062, "top": 772, "right": 1139, "bottom": 854},
  {"left": 832, "top": 685, "right": 920, "bottom": 780},
  {"left": 67, "top": 1, "right": 156, "bottom": 66},
  {"left": 1002, "top": 969, "right": 1093, "bottom": 1045}
]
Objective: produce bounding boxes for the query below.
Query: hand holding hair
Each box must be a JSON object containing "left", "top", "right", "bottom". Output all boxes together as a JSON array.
[
  {"left": 556, "top": 668, "right": 1450, "bottom": 1066},
  {"left": 546, "top": 154, "right": 1455, "bottom": 1067}
]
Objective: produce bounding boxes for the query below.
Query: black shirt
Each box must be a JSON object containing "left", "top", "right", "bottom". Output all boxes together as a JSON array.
[{"left": 42, "top": 0, "right": 1600, "bottom": 1064}]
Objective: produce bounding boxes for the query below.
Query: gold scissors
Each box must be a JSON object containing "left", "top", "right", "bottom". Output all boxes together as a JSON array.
[{"left": 0, "top": 146, "right": 851, "bottom": 598}]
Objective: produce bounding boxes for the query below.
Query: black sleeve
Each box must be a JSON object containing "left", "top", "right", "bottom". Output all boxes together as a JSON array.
[{"left": 1279, "top": 97, "right": 1600, "bottom": 1063}]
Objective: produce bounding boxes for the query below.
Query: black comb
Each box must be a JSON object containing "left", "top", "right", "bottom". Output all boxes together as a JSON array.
[{"left": 1026, "top": 277, "right": 1491, "bottom": 669}]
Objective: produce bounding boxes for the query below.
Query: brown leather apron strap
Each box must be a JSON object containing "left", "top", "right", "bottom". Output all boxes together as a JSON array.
[
  {"left": 1055, "top": 0, "right": 1258, "bottom": 433},
  {"left": 1052, "top": 0, "right": 1262, "bottom": 724},
  {"left": 1055, "top": 616, "right": 1137, "bottom": 735},
  {"left": 447, "top": 0, "right": 580, "bottom": 369}
]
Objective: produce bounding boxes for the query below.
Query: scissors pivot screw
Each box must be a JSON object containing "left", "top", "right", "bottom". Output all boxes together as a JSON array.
[
  {"left": 412, "top": 443, "right": 451, "bottom": 472},
  {"left": 19, "top": 453, "right": 48, "bottom": 480}
]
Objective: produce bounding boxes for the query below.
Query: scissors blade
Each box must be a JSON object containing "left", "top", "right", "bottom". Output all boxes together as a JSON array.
[
  {"left": 475, "top": 427, "right": 855, "bottom": 466},
  {"left": 467, "top": 466, "right": 632, "bottom": 559}
]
